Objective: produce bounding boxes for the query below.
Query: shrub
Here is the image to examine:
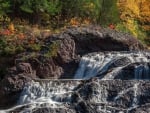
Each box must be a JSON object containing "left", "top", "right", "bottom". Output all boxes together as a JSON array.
[
  {"left": 28, "top": 43, "right": 41, "bottom": 52},
  {"left": 0, "top": 0, "right": 10, "bottom": 16},
  {"left": 116, "top": 22, "right": 131, "bottom": 34},
  {"left": 44, "top": 41, "right": 60, "bottom": 58},
  {"left": 3, "top": 45, "right": 16, "bottom": 56}
]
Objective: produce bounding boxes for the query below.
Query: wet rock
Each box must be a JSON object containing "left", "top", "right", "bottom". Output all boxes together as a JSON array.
[
  {"left": 0, "top": 74, "right": 31, "bottom": 108},
  {"left": 6, "top": 79, "right": 150, "bottom": 113},
  {"left": 75, "top": 51, "right": 150, "bottom": 79},
  {"left": 32, "top": 108, "right": 75, "bottom": 113},
  {"left": 115, "top": 63, "right": 150, "bottom": 80},
  {"left": 0, "top": 63, "right": 34, "bottom": 108}
]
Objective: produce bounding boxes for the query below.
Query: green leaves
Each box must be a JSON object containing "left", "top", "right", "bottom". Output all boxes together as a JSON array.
[
  {"left": 19, "top": 0, "right": 60, "bottom": 15},
  {"left": 0, "top": 0, "right": 11, "bottom": 16},
  {"left": 0, "top": 0, "right": 120, "bottom": 26}
]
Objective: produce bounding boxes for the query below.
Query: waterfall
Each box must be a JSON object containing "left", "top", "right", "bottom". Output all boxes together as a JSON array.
[
  {"left": 0, "top": 51, "right": 150, "bottom": 113},
  {"left": 134, "top": 64, "right": 150, "bottom": 79},
  {"left": 131, "top": 83, "right": 139, "bottom": 107},
  {"left": 74, "top": 52, "right": 150, "bottom": 79},
  {"left": 15, "top": 80, "right": 81, "bottom": 112}
]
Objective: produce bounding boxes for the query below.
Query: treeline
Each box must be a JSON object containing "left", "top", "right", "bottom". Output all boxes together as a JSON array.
[
  {"left": 0, "top": 0, "right": 149, "bottom": 45},
  {"left": 0, "top": 0, "right": 119, "bottom": 27}
]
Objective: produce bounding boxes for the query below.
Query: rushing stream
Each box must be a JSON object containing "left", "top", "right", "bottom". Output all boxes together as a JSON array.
[
  {"left": 0, "top": 51, "right": 150, "bottom": 113},
  {"left": 75, "top": 52, "right": 150, "bottom": 79}
]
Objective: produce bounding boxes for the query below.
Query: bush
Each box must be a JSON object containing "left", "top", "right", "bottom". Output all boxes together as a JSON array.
[
  {"left": 44, "top": 41, "right": 60, "bottom": 58},
  {"left": 116, "top": 23, "right": 131, "bottom": 34},
  {"left": 0, "top": 0, "right": 10, "bottom": 16},
  {"left": 28, "top": 43, "right": 41, "bottom": 52}
]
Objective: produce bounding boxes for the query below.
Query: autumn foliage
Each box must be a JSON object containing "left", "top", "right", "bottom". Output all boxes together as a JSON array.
[
  {"left": 117, "top": 0, "right": 150, "bottom": 32},
  {"left": 0, "top": 0, "right": 149, "bottom": 49}
]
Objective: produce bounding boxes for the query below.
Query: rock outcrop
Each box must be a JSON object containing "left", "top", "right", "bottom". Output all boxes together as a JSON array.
[
  {"left": 65, "top": 26, "right": 145, "bottom": 54},
  {"left": 27, "top": 26, "right": 146, "bottom": 79},
  {"left": 0, "top": 26, "right": 147, "bottom": 109},
  {"left": 0, "top": 63, "right": 33, "bottom": 108}
]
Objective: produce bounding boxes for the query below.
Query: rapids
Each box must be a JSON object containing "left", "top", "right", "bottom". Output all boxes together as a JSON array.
[{"left": 0, "top": 51, "right": 150, "bottom": 113}]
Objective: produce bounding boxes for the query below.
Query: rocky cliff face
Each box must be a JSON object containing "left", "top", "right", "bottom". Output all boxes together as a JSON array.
[{"left": 0, "top": 26, "right": 148, "bottom": 110}]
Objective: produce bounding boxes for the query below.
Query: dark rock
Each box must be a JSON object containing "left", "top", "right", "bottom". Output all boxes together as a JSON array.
[
  {"left": 36, "top": 57, "right": 63, "bottom": 79},
  {"left": 16, "top": 63, "right": 33, "bottom": 74},
  {"left": 114, "top": 63, "right": 150, "bottom": 80},
  {"left": 64, "top": 26, "right": 146, "bottom": 55},
  {"left": 32, "top": 108, "right": 75, "bottom": 113},
  {"left": 0, "top": 63, "right": 34, "bottom": 108},
  {"left": 56, "top": 34, "right": 76, "bottom": 63},
  {"left": 0, "top": 74, "right": 31, "bottom": 108}
]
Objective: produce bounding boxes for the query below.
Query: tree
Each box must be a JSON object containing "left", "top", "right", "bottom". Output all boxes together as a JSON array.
[
  {"left": 18, "top": 0, "right": 61, "bottom": 24},
  {"left": 0, "top": 0, "right": 11, "bottom": 16},
  {"left": 97, "top": 0, "right": 120, "bottom": 26}
]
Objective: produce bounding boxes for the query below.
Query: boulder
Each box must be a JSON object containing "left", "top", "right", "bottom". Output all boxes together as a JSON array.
[
  {"left": 0, "top": 63, "right": 34, "bottom": 108},
  {"left": 36, "top": 57, "right": 63, "bottom": 79},
  {"left": 0, "top": 74, "right": 32, "bottom": 108}
]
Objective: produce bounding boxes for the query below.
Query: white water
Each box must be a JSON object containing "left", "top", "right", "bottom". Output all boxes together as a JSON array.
[
  {"left": 0, "top": 80, "right": 80, "bottom": 113},
  {"left": 74, "top": 52, "right": 150, "bottom": 79},
  {"left": 0, "top": 52, "right": 150, "bottom": 113}
]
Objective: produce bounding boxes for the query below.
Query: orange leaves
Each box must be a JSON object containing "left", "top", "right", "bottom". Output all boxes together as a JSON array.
[
  {"left": 69, "top": 18, "right": 80, "bottom": 26},
  {"left": 0, "top": 23, "right": 15, "bottom": 36},
  {"left": 83, "top": 19, "right": 91, "bottom": 25},
  {"left": 69, "top": 17, "right": 91, "bottom": 27},
  {"left": 0, "top": 29, "right": 11, "bottom": 35},
  {"left": 109, "top": 24, "right": 116, "bottom": 29},
  {"left": 17, "top": 33, "right": 25, "bottom": 40}
]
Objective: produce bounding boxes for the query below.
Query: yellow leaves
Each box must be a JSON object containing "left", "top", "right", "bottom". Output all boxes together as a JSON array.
[
  {"left": 138, "top": 0, "right": 150, "bottom": 28},
  {"left": 118, "top": 0, "right": 150, "bottom": 32},
  {"left": 127, "top": 0, "right": 140, "bottom": 17},
  {"left": 8, "top": 23, "right": 15, "bottom": 33},
  {"left": 118, "top": 0, "right": 140, "bottom": 18},
  {"left": 126, "top": 19, "right": 137, "bottom": 37}
]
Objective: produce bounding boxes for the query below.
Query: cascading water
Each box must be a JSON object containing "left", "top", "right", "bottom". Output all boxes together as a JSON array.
[
  {"left": 16, "top": 80, "right": 80, "bottom": 112},
  {"left": 0, "top": 51, "right": 150, "bottom": 113},
  {"left": 74, "top": 52, "right": 150, "bottom": 79}
]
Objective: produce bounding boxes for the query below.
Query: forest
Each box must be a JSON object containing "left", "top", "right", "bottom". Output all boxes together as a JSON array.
[{"left": 0, "top": 0, "right": 149, "bottom": 56}]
